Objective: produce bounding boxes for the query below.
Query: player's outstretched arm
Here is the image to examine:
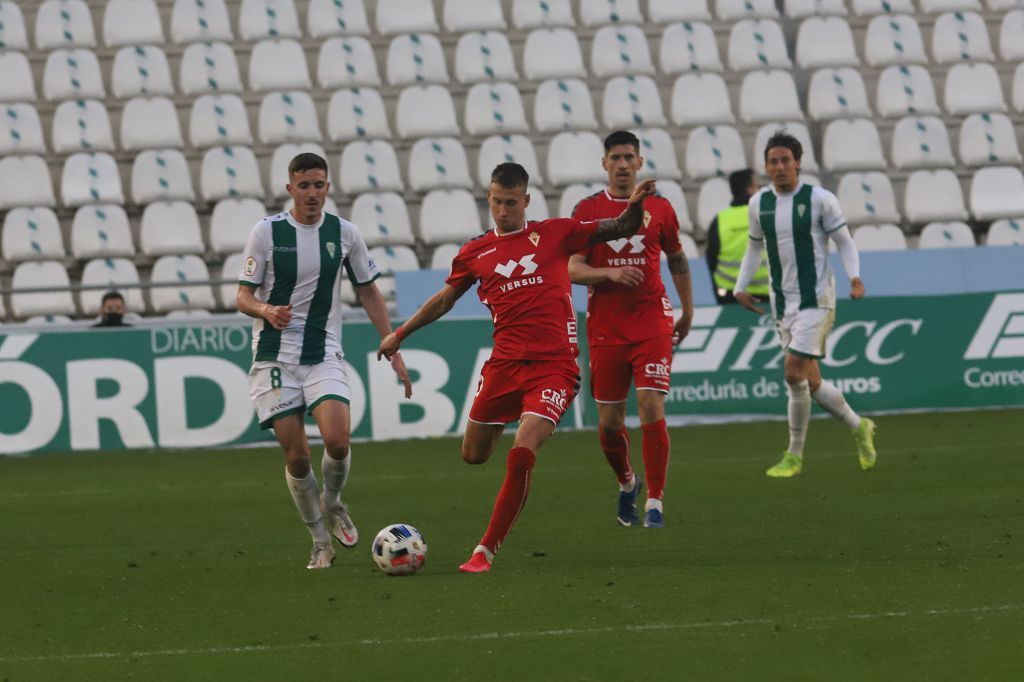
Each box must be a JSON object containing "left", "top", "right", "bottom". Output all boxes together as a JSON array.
[
  {"left": 568, "top": 253, "right": 643, "bottom": 286},
  {"left": 377, "top": 284, "right": 462, "bottom": 361},
  {"left": 357, "top": 283, "right": 413, "bottom": 398},
  {"left": 236, "top": 285, "right": 291, "bottom": 330},
  {"left": 588, "top": 178, "right": 657, "bottom": 245}
]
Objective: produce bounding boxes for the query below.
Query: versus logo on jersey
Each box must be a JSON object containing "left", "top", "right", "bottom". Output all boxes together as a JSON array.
[
  {"left": 607, "top": 235, "right": 645, "bottom": 254},
  {"left": 244, "top": 257, "right": 257, "bottom": 276},
  {"left": 494, "top": 254, "right": 538, "bottom": 278}
]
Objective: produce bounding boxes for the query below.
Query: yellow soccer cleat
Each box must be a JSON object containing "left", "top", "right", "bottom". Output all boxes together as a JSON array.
[
  {"left": 854, "top": 417, "right": 877, "bottom": 471},
  {"left": 766, "top": 451, "right": 803, "bottom": 478}
]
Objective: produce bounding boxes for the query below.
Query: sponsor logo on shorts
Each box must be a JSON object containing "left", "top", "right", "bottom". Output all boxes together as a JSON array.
[
  {"left": 540, "top": 388, "right": 569, "bottom": 414},
  {"left": 644, "top": 358, "right": 672, "bottom": 379}
]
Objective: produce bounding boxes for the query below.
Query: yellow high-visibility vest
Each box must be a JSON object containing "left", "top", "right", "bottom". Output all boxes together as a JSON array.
[{"left": 713, "top": 205, "right": 770, "bottom": 296}]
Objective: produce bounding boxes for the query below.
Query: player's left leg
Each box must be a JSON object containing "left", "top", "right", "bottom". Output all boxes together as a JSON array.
[
  {"left": 807, "top": 360, "right": 877, "bottom": 470},
  {"left": 636, "top": 390, "right": 669, "bottom": 528},
  {"left": 311, "top": 399, "right": 358, "bottom": 547},
  {"left": 590, "top": 344, "right": 639, "bottom": 521}
]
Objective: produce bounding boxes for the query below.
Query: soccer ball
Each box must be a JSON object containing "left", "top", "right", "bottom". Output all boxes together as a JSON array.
[{"left": 371, "top": 524, "right": 428, "bottom": 576}]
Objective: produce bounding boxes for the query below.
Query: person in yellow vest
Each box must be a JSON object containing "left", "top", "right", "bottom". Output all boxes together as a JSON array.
[{"left": 705, "top": 169, "right": 770, "bottom": 304}]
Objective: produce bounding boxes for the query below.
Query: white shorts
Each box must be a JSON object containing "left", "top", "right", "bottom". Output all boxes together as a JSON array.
[
  {"left": 249, "top": 354, "right": 351, "bottom": 430},
  {"left": 775, "top": 307, "right": 835, "bottom": 359}
]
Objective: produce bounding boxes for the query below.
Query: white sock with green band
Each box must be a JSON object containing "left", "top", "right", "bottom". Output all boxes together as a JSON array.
[
  {"left": 321, "top": 448, "right": 350, "bottom": 504},
  {"left": 787, "top": 380, "right": 811, "bottom": 457},
  {"left": 286, "top": 468, "right": 330, "bottom": 545}
]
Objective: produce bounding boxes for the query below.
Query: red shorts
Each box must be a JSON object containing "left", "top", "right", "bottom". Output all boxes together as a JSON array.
[
  {"left": 469, "top": 358, "right": 581, "bottom": 426},
  {"left": 589, "top": 335, "right": 673, "bottom": 402}
]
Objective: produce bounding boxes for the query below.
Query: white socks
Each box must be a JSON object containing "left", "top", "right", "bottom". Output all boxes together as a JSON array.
[
  {"left": 286, "top": 468, "right": 330, "bottom": 546},
  {"left": 812, "top": 381, "right": 861, "bottom": 430},
  {"left": 787, "top": 380, "right": 811, "bottom": 457},
  {"left": 645, "top": 498, "right": 663, "bottom": 513},
  {"left": 321, "top": 447, "right": 351, "bottom": 504},
  {"left": 619, "top": 472, "right": 637, "bottom": 493}
]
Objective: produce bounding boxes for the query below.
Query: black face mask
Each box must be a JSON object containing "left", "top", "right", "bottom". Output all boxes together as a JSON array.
[{"left": 102, "top": 312, "right": 124, "bottom": 326}]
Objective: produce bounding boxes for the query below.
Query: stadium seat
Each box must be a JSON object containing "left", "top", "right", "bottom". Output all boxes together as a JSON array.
[
  {"left": 454, "top": 31, "right": 518, "bottom": 84},
  {"left": 189, "top": 94, "right": 252, "bottom": 147},
  {"left": 218, "top": 252, "right": 243, "bottom": 307},
  {"left": 919, "top": 222, "right": 976, "bottom": 248},
  {"left": 602, "top": 75, "right": 666, "bottom": 128},
  {"left": 395, "top": 85, "right": 460, "bottom": 138},
  {"left": 659, "top": 21, "right": 722, "bottom": 73},
  {"left": 170, "top": 0, "right": 233, "bottom": 43},
  {"left": 591, "top": 25, "right": 655, "bottom": 77},
  {"left": 523, "top": 28, "right": 587, "bottom": 80},
  {"left": 376, "top": 0, "right": 438, "bottom": 34},
  {"left": 80, "top": 258, "right": 145, "bottom": 314},
  {"left": 919, "top": 0, "right": 980, "bottom": 12},
  {"left": 655, "top": 180, "right": 695, "bottom": 233},
  {"left": 238, "top": 0, "right": 302, "bottom": 40},
  {"left": 339, "top": 139, "right": 404, "bottom": 194},
  {"left": 1000, "top": 10, "right": 1024, "bottom": 61},
  {"left": 317, "top": 36, "right": 382, "bottom": 88},
  {"left": 932, "top": 11, "right": 993, "bottom": 63},
  {"left": 200, "top": 146, "right": 264, "bottom": 201},
  {"left": 350, "top": 192, "right": 415, "bottom": 247},
  {"left": 945, "top": 63, "right": 1006, "bottom": 115},
  {"left": 61, "top": 152, "right": 124, "bottom": 207},
  {"left": 685, "top": 126, "right": 746, "bottom": 179},
  {"left": 959, "top": 113, "right": 1022, "bottom": 167},
  {"left": 0, "top": 156, "right": 55, "bottom": 209},
  {"left": 150, "top": 255, "right": 216, "bottom": 313},
  {"left": 2, "top": 207, "right": 64, "bottom": 261},
  {"left": 796, "top": 17, "right": 859, "bottom": 69},
  {"left": 131, "top": 149, "right": 195, "bottom": 204},
  {"left": 249, "top": 39, "right": 311, "bottom": 92},
  {"left": 70, "top": 204, "right": 135, "bottom": 258},
  {"left": 728, "top": 19, "right": 791, "bottom": 71},
  {"left": 429, "top": 242, "right": 462, "bottom": 269},
  {"left": 696, "top": 176, "right": 731, "bottom": 229},
  {"left": 140, "top": 201, "right": 205, "bottom": 256},
  {"left": 121, "top": 97, "right": 183, "bottom": 150},
  {"left": 822, "top": 119, "right": 886, "bottom": 171},
  {"left": 559, "top": 182, "right": 604, "bottom": 217},
  {"left": 852, "top": 224, "right": 908, "bottom": 251},
  {"left": 0, "top": 103, "right": 45, "bottom": 154},
  {"left": 51, "top": 99, "right": 114, "bottom": 154},
  {"left": 649, "top": 0, "right": 711, "bottom": 21},
  {"left": 443, "top": 0, "right": 506, "bottom": 31},
  {"left": 670, "top": 73, "right": 734, "bottom": 126},
  {"left": 418, "top": 189, "right": 483, "bottom": 244},
  {"left": 270, "top": 143, "right": 329, "bottom": 198},
  {"left": 408, "top": 138, "right": 473, "bottom": 192},
  {"left": 43, "top": 48, "right": 105, "bottom": 101},
  {"left": 876, "top": 65, "right": 939, "bottom": 117},
  {"left": 103, "top": 0, "right": 163, "bottom": 47},
  {"left": 0, "top": 0, "right": 28, "bottom": 49},
  {"left": 752, "top": 122, "right": 819, "bottom": 173},
  {"left": 739, "top": 71, "right": 802, "bottom": 123},
  {"left": 464, "top": 82, "right": 530, "bottom": 135},
  {"left": 547, "top": 131, "right": 606, "bottom": 185},
  {"left": 25, "top": 315, "right": 74, "bottom": 325},
  {"left": 534, "top": 78, "right": 599, "bottom": 132},
  {"left": 111, "top": 46, "right": 174, "bottom": 98},
  {"left": 165, "top": 309, "right": 215, "bottom": 319},
  {"left": 836, "top": 172, "right": 901, "bottom": 225},
  {"left": 258, "top": 91, "right": 321, "bottom": 144},
  {"left": 636, "top": 128, "right": 683, "bottom": 180},
  {"left": 307, "top": 0, "right": 370, "bottom": 37},
  {"left": 716, "top": 0, "right": 778, "bottom": 19},
  {"left": 35, "top": 0, "right": 95, "bottom": 49},
  {"left": 807, "top": 68, "right": 872, "bottom": 121},
  {"left": 511, "top": 0, "right": 574, "bottom": 28},
  {"left": 1014, "top": 64, "right": 1024, "bottom": 113},
  {"left": 986, "top": 218, "right": 1024, "bottom": 246},
  {"left": 488, "top": 185, "right": 550, "bottom": 228},
  {"left": 579, "top": 0, "right": 642, "bottom": 25},
  {"left": 327, "top": 88, "right": 391, "bottom": 141},
  {"left": 864, "top": 14, "right": 927, "bottom": 66},
  {"left": 369, "top": 245, "right": 420, "bottom": 277},
  {"left": 477, "top": 135, "right": 543, "bottom": 186},
  {"left": 179, "top": 42, "right": 243, "bottom": 94},
  {"left": 210, "top": 198, "right": 267, "bottom": 254},
  {"left": 851, "top": 0, "right": 914, "bottom": 14},
  {"left": 11, "top": 261, "right": 76, "bottom": 318},
  {"left": 970, "top": 167, "right": 1024, "bottom": 221},
  {"left": 784, "top": 0, "right": 847, "bottom": 17},
  {"left": 0, "top": 52, "right": 36, "bottom": 102},
  {"left": 386, "top": 33, "right": 449, "bottom": 86},
  {"left": 904, "top": 169, "right": 968, "bottom": 223},
  {"left": 891, "top": 116, "right": 955, "bottom": 168}
]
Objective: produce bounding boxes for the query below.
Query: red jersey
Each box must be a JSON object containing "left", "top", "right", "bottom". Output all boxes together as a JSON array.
[
  {"left": 573, "top": 190, "right": 682, "bottom": 345},
  {"left": 446, "top": 218, "right": 599, "bottom": 361}
]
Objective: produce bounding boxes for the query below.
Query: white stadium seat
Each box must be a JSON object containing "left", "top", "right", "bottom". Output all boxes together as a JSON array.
[
  {"left": 25, "top": 315, "right": 74, "bottom": 325},
  {"left": 785, "top": 0, "right": 847, "bottom": 17},
  {"left": 986, "top": 218, "right": 1024, "bottom": 246},
  {"left": 656, "top": 180, "right": 694, "bottom": 232},
  {"left": 891, "top": 116, "right": 955, "bottom": 169},
  {"left": 853, "top": 224, "right": 908, "bottom": 251},
  {"left": 636, "top": 127, "right": 683, "bottom": 180},
  {"left": 659, "top": 21, "right": 722, "bottom": 74},
  {"left": 511, "top": 0, "right": 574, "bottom": 29},
  {"left": 150, "top": 255, "right": 216, "bottom": 313},
  {"left": 591, "top": 25, "right": 655, "bottom": 77},
  {"left": 170, "top": 0, "right": 233, "bottom": 43},
  {"left": 36, "top": 0, "right": 95, "bottom": 49},
  {"left": 103, "top": 0, "right": 163, "bottom": 47},
  {"left": 1015, "top": 64, "right": 1024, "bottom": 113},
  {"left": 71, "top": 204, "right": 135, "bottom": 258},
  {"left": 739, "top": 71, "right": 803, "bottom": 123},
  {"left": 189, "top": 94, "right": 253, "bottom": 147},
  {"left": 386, "top": 33, "right": 449, "bottom": 86},
  {"left": 932, "top": 11, "right": 993, "bottom": 63},
  {"left": 680, "top": 233, "right": 700, "bottom": 258},
  {"left": 904, "top": 169, "right": 968, "bottom": 223},
  {"left": 444, "top": 0, "right": 506, "bottom": 31},
  {"left": 685, "top": 126, "right": 746, "bottom": 179},
  {"left": 464, "top": 82, "right": 529, "bottom": 135},
  {"left": 0, "top": 102, "right": 45, "bottom": 154},
  {"left": 408, "top": 137, "right": 473, "bottom": 192},
  {"left": 200, "top": 146, "right": 264, "bottom": 201},
  {"left": 560, "top": 182, "right": 603, "bottom": 217},
  {"left": 43, "top": 48, "right": 105, "bottom": 101},
  {"left": 807, "top": 67, "right": 872, "bottom": 121},
  {"left": 649, "top": 0, "right": 711, "bottom": 22},
  {"left": 317, "top": 36, "right": 382, "bottom": 88},
  {"left": 0, "top": 1, "right": 28, "bottom": 49},
  {"left": 375, "top": 0, "right": 438, "bottom": 34},
  {"left": 2, "top": 207, "right": 64, "bottom": 261},
  {"left": 52, "top": 99, "right": 114, "bottom": 154},
  {"left": 0, "top": 156, "right": 55, "bottom": 209},
  {"left": 716, "top": 0, "right": 778, "bottom": 19},
  {"left": 369, "top": 245, "right": 420, "bottom": 275},
  {"left": 430, "top": 242, "right": 462, "bottom": 269},
  {"left": 238, "top": 0, "right": 302, "bottom": 40},
  {"left": 970, "top": 167, "right": 1024, "bottom": 221},
  {"left": 179, "top": 42, "right": 243, "bottom": 94},
  {"left": 919, "top": 0, "right": 981, "bottom": 12},
  {"left": 454, "top": 31, "right": 518, "bottom": 84},
  {"left": 534, "top": 78, "right": 599, "bottom": 132},
  {"left": 350, "top": 192, "right": 415, "bottom": 247},
  {"left": 822, "top": 119, "right": 886, "bottom": 171},
  {"left": 697, "top": 176, "right": 731, "bottom": 229},
  {"left": 477, "top": 135, "right": 542, "bottom": 186},
  {"left": 836, "top": 172, "right": 901, "bottom": 225},
  {"left": 945, "top": 63, "right": 1006, "bottom": 115},
  {"left": 671, "top": 73, "right": 734, "bottom": 126},
  {"left": 140, "top": 201, "right": 205, "bottom": 256},
  {"left": 131, "top": 149, "right": 195, "bottom": 204},
  {"left": 728, "top": 19, "right": 791, "bottom": 71},
  {"left": 547, "top": 131, "right": 606, "bottom": 185},
  {"left": 218, "top": 252, "right": 244, "bottom": 307},
  {"left": 258, "top": 91, "right": 322, "bottom": 143},
  {"left": 210, "top": 198, "right": 267, "bottom": 254},
  {"left": 339, "top": 139, "right": 404, "bottom": 194},
  {"left": 80, "top": 258, "right": 144, "bottom": 314},
  {"left": 796, "top": 17, "right": 859, "bottom": 69},
  {"left": 851, "top": 0, "right": 914, "bottom": 14},
  {"left": 523, "top": 28, "right": 587, "bottom": 80},
  {"left": 111, "top": 46, "right": 174, "bottom": 98},
  {"left": 249, "top": 39, "right": 311, "bottom": 92},
  {"left": 308, "top": 0, "right": 370, "bottom": 37},
  {"left": 61, "top": 152, "right": 124, "bottom": 207},
  {"left": 603, "top": 75, "right": 666, "bottom": 128},
  {"left": 11, "top": 261, "right": 76, "bottom": 318},
  {"left": 419, "top": 189, "right": 483, "bottom": 244},
  {"left": 752, "top": 122, "right": 819, "bottom": 173},
  {"left": 876, "top": 65, "right": 939, "bottom": 118},
  {"left": 579, "top": 0, "right": 642, "bottom": 25},
  {"left": 919, "top": 222, "right": 976, "bottom": 248},
  {"left": 395, "top": 85, "right": 459, "bottom": 138},
  {"left": 1000, "top": 10, "right": 1024, "bottom": 61},
  {"left": 864, "top": 14, "right": 927, "bottom": 67},
  {"left": 959, "top": 113, "right": 1022, "bottom": 167},
  {"left": 121, "top": 97, "right": 183, "bottom": 150},
  {"left": 0, "top": 52, "right": 36, "bottom": 102},
  {"left": 327, "top": 88, "right": 391, "bottom": 141}
]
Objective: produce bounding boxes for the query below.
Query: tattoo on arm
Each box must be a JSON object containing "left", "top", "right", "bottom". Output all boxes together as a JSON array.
[
  {"left": 594, "top": 201, "right": 644, "bottom": 242},
  {"left": 667, "top": 252, "right": 690, "bottom": 275}
]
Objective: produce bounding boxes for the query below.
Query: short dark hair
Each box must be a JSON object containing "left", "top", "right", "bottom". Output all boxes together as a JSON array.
[
  {"left": 101, "top": 291, "right": 124, "bottom": 305},
  {"left": 603, "top": 130, "right": 640, "bottom": 153},
  {"left": 490, "top": 162, "right": 529, "bottom": 189},
  {"left": 288, "top": 152, "right": 329, "bottom": 177},
  {"left": 764, "top": 131, "right": 802, "bottom": 162},
  {"left": 729, "top": 168, "right": 755, "bottom": 200}
]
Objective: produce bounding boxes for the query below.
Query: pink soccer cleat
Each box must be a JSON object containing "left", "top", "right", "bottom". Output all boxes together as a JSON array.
[{"left": 459, "top": 551, "right": 492, "bottom": 574}]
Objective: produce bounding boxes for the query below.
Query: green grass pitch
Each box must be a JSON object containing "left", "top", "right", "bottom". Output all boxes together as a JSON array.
[{"left": 1, "top": 409, "right": 1022, "bottom": 681}]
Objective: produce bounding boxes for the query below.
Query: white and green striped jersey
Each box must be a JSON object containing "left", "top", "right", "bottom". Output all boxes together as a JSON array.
[
  {"left": 747, "top": 182, "right": 847, "bottom": 318},
  {"left": 239, "top": 210, "right": 380, "bottom": 365}
]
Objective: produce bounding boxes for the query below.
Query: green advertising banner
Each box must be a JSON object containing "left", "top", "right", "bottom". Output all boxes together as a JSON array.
[{"left": 0, "top": 292, "right": 1022, "bottom": 454}]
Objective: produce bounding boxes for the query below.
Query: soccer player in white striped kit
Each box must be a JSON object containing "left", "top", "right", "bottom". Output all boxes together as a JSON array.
[
  {"left": 734, "top": 132, "right": 877, "bottom": 477},
  {"left": 237, "top": 153, "right": 412, "bottom": 568}
]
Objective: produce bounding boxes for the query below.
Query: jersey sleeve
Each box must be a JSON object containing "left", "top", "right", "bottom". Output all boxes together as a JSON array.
[
  {"left": 444, "top": 244, "right": 477, "bottom": 294},
  {"left": 570, "top": 201, "right": 593, "bottom": 257},
  {"left": 238, "top": 220, "right": 270, "bottom": 286},
  {"left": 562, "top": 217, "right": 601, "bottom": 254},
  {"left": 342, "top": 223, "right": 381, "bottom": 286},
  {"left": 818, "top": 188, "right": 848, "bottom": 233},
  {"left": 747, "top": 194, "right": 764, "bottom": 241},
  {"left": 659, "top": 202, "right": 684, "bottom": 254}
]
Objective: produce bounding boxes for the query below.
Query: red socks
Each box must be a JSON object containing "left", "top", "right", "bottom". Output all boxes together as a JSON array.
[
  {"left": 641, "top": 419, "right": 670, "bottom": 500},
  {"left": 479, "top": 446, "right": 536, "bottom": 554},
  {"left": 598, "top": 426, "right": 633, "bottom": 485}
]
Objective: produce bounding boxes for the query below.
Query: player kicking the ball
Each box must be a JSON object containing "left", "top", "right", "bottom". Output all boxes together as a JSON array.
[{"left": 377, "top": 162, "right": 657, "bottom": 573}]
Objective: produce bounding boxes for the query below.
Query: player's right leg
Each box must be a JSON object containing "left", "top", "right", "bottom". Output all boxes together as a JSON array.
[{"left": 590, "top": 344, "right": 640, "bottom": 525}]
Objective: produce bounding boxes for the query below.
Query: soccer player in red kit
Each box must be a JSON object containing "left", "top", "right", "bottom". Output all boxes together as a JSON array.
[
  {"left": 377, "top": 162, "right": 657, "bottom": 573},
  {"left": 569, "top": 130, "right": 695, "bottom": 529}
]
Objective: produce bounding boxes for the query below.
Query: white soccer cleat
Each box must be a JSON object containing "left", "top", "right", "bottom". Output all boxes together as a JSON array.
[
  {"left": 322, "top": 498, "right": 359, "bottom": 547},
  {"left": 306, "top": 543, "right": 336, "bottom": 570}
]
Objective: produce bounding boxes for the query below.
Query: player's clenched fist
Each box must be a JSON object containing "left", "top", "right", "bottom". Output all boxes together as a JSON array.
[{"left": 628, "top": 178, "right": 657, "bottom": 204}]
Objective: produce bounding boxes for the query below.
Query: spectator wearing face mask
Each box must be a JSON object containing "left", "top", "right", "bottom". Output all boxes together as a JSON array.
[{"left": 93, "top": 291, "right": 131, "bottom": 327}]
